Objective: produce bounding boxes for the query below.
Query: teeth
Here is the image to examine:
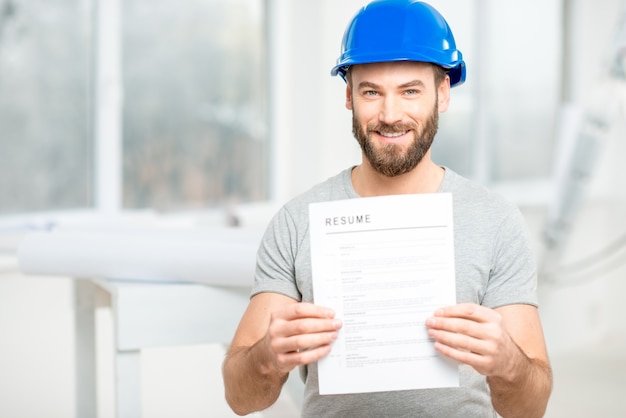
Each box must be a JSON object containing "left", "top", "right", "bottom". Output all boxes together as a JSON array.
[{"left": 380, "top": 131, "right": 407, "bottom": 138}]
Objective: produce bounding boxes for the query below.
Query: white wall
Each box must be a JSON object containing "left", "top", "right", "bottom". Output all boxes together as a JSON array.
[
  {"left": 0, "top": 271, "right": 75, "bottom": 418},
  {"left": 269, "top": 0, "right": 366, "bottom": 202},
  {"left": 1, "top": 0, "right": 626, "bottom": 417}
]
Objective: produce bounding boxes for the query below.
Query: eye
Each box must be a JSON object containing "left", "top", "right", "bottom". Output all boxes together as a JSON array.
[
  {"left": 363, "top": 90, "right": 379, "bottom": 97},
  {"left": 403, "top": 89, "right": 419, "bottom": 96}
]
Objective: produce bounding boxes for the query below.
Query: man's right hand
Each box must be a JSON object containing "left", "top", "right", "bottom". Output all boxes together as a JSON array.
[
  {"left": 262, "top": 302, "right": 342, "bottom": 374},
  {"left": 223, "top": 294, "right": 343, "bottom": 415}
]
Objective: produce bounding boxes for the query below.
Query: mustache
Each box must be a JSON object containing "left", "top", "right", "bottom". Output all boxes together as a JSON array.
[{"left": 368, "top": 121, "right": 418, "bottom": 134}]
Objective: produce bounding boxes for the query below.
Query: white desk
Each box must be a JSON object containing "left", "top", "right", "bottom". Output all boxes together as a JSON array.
[
  {"left": 74, "top": 279, "right": 250, "bottom": 418},
  {"left": 17, "top": 224, "right": 303, "bottom": 417}
]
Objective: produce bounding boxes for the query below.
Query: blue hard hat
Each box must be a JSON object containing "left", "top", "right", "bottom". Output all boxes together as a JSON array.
[{"left": 331, "top": 0, "right": 466, "bottom": 87}]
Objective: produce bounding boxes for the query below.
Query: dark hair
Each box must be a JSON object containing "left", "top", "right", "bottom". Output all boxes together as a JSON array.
[{"left": 432, "top": 64, "right": 448, "bottom": 87}]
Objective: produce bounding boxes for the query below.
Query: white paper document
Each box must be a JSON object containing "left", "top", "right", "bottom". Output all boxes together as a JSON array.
[{"left": 309, "top": 193, "right": 459, "bottom": 395}]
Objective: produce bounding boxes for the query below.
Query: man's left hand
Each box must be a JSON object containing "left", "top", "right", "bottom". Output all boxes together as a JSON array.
[{"left": 426, "top": 303, "right": 522, "bottom": 380}]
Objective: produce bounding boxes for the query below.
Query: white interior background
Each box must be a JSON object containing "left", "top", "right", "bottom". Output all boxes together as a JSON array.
[{"left": 1, "top": 0, "right": 626, "bottom": 417}]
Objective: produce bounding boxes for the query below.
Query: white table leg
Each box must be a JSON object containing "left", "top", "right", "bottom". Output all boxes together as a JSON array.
[
  {"left": 115, "top": 349, "right": 142, "bottom": 418},
  {"left": 74, "top": 279, "right": 97, "bottom": 418}
]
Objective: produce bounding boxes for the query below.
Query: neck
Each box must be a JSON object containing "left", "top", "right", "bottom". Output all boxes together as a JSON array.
[{"left": 351, "top": 153, "right": 444, "bottom": 197}]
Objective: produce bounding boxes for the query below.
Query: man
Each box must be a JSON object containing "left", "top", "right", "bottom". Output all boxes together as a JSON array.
[{"left": 223, "top": 1, "right": 552, "bottom": 417}]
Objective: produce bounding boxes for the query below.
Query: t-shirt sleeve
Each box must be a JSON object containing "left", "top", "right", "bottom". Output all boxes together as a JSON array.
[
  {"left": 482, "top": 206, "right": 539, "bottom": 308},
  {"left": 250, "top": 206, "right": 302, "bottom": 301}
]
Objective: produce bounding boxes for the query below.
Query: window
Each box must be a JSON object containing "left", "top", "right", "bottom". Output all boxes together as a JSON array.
[
  {"left": 0, "top": 0, "right": 267, "bottom": 215},
  {"left": 122, "top": 0, "right": 267, "bottom": 211},
  {"left": 0, "top": 0, "right": 93, "bottom": 215},
  {"left": 430, "top": 0, "right": 561, "bottom": 184}
]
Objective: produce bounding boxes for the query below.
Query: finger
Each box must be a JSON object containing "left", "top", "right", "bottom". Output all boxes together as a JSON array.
[
  {"left": 272, "top": 315, "right": 342, "bottom": 339},
  {"left": 433, "top": 303, "right": 498, "bottom": 323},
  {"left": 278, "top": 302, "right": 336, "bottom": 321},
  {"left": 272, "top": 329, "right": 340, "bottom": 355},
  {"left": 275, "top": 343, "right": 334, "bottom": 370},
  {"left": 429, "top": 317, "right": 507, "bottom": 351},
  {"left": 432, "top": 336, "right": 506, "bottom": 377},
  {"left": 432, "top": 340, "right": 489, "bottom": 368},
  {"left": 426, "top": 315, "right": 489, "bottom": 339},
  {"left": 428, "top": 327, "right": 490, "bottom": 355},
  {"left": 270, "top": 329, "right": 339, "bottom": 373}
]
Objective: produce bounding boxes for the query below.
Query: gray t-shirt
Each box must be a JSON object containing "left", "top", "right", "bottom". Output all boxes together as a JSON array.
[{"left": 252, "top": 167, "right": 538, "bottom": 418}]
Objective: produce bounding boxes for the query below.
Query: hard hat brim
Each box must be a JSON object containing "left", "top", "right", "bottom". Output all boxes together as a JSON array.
[{"left": 331, "top": 56, "right": 466, "bottom": 87}]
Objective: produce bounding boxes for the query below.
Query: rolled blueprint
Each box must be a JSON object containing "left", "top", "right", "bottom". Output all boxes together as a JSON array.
[{"left": 17, "top": 226, "right": 265, "bottom": 287}]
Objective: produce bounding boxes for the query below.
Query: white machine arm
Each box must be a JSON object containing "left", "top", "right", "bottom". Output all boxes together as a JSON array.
[{"left": 542, "top": 2, "right": 626, "bottom": 275}]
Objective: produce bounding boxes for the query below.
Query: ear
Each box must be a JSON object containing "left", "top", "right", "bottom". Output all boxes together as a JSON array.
[
  {"left": 437, "top": 75, "right": 451, "bottom": 113},
  {"left": 345, "top": 85, "right": 353, "bottom": 110}
]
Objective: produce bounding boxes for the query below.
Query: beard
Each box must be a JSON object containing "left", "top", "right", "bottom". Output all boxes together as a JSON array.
[{"left": 352, "top": 100, "right": 439, "bottom": 177}]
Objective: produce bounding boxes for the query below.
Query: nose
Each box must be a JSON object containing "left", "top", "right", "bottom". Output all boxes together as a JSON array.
[{"left": 379, "top": 95, "right": 403, "bottom": 125}]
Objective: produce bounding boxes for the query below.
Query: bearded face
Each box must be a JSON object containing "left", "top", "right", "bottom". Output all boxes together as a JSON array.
[{"left": 352, "top": 98, "right": 439, "bottom": 177}]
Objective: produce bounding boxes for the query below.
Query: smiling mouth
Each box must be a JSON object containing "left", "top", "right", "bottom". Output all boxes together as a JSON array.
[{"left": 378, "top": 131, "right": 409, "bottom": 138}]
